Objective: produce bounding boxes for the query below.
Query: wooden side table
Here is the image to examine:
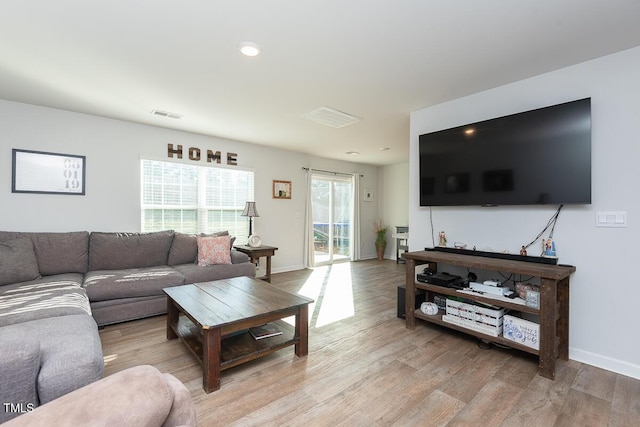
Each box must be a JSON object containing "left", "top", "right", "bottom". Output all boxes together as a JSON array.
[
  {"left": 233, "top": 245, "right": 278, "bottom": 282},
  {"left": 394, "top": 226, "right": 409, "bottom": 264}
]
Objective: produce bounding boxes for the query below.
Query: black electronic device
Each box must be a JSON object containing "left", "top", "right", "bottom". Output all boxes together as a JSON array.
[
  {"left": 425, "top": 246, "right": 558, "bottom": 265},
  {"left": 418, "top": 98, "right": 591, "bottom": 207},
  {"left": 397, "top": 285, "right": 426, "bottom": 319},
  {"left": 417, "top": 271, "right": 468, "bottom": 289}
]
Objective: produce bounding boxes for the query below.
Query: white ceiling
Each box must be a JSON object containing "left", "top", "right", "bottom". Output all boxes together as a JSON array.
[{"left": 2, "top": 1, "right": 640, "bottom": 166}]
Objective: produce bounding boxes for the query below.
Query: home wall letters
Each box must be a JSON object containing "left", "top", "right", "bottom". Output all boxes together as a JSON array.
[{"left": 167, "top": 143, "right": 238, "bottom": 166}]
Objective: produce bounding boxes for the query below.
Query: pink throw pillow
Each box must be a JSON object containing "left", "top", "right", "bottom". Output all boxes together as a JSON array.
[{"left": 197, "top": 235, "right": 232, "bottom": 266}]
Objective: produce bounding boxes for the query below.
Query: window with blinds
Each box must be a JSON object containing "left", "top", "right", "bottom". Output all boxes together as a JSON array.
[{"left": 141, "top": 159, "right": 254, "bottom": 242}]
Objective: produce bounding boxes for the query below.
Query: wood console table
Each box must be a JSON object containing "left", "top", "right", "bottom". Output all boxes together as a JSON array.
[
  {"left": 402, "top": 250, "right": 575, "bottom": 380},
  {"left": 234, "top": 245, "right": 278, "bottom": 282}
]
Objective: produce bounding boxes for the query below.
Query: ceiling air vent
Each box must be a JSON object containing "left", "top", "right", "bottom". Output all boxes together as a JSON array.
[
  {"left": 302, "top": 106, "right": 362, "bottom": 128},
  {"left": 151, "top": 109, "right": 183, "bottom": 120}
]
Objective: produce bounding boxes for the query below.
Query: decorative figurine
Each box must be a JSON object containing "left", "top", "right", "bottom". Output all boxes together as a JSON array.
[
  {"left": 438, "top": 230, "right": 447, "bottom": 247},
  {"left": 520, "top": 246, "right": 527, "bottom": 256},
  {"left": 542, "top": 238, "right": 557, "bottom": 258}
]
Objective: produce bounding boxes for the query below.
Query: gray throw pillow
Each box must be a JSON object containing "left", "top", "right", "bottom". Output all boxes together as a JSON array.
[
  {"left": 167, "top": 232, "right": 198, "bottom": 266},
  {"left": 0, "top": 238, "right": 41, "bottom": 286}
]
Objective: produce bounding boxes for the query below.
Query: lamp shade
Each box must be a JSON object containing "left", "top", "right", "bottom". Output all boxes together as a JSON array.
[{"left": 241, "top": 201, "right": 259, "bottom": 217}]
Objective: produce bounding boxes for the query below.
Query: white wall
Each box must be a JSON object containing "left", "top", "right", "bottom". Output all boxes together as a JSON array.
[
  {"left": 0, "top": 100, "right": 380, "bottom": 272},
  {"left": 382, "top": 162, "right": 410, "bottom": 260},
  {"left": 409, "top": 46, "right": 640, "bottom": 379}
]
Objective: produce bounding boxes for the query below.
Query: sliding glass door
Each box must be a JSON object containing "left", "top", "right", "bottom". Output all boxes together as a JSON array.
[{"left": 311, "top": 174, "right": 353, "bottom": 265}]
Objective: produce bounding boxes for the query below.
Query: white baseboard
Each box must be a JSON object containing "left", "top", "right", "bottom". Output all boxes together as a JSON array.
[
  {"left": 269, "top": 257, "right": 393, "bottom": 274},
  {"left": 271, "top": 264, "right": 305, "bottom": 274},
  {"left": 570, "top": 347, "right": 640, "bottom": 380}
]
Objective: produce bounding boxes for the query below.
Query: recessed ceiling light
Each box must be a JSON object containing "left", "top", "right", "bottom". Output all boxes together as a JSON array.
[
  {"left": 239, "top": 41, "right": 261, "bottom": 57},
  {"left": 345, "top": 151, "right": 360, "bottom": 155}
]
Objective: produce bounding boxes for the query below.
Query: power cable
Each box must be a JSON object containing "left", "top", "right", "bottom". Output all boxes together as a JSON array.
[{"left": 523, "top": 205, "right": 563, "bottom": 252}]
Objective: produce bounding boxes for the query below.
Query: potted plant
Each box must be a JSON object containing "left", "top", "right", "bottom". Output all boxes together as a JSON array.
[{"left": 374, "top": 219, "right": 387, "bottom": 260}]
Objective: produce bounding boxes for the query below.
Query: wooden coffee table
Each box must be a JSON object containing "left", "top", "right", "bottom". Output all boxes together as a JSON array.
[{"left": 164, "top": 276, "right": 314, "bottom": 393}]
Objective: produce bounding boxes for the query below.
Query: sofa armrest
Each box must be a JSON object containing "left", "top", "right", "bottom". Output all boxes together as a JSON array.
[
  {"left": 2, "top": 365, "right": 196, "bottom": 427},
  {"left": 230, "top": 249, "right": 249, "bottom": 264},
  {"left": 0, "top": 339, "right": 40, "bottom": 423},
  {"left": 162, "top": 373, "right": 198, "bottom": 427}
]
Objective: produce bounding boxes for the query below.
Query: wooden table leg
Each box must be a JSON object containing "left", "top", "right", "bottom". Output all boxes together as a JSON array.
[
  {"left": 557, "top": 276, "right": 570, "bottom": 361},
  {"left": 202, "top": 327, "right": 222, "bottom": 393},
  {"left": 538, "top": 278, "right": 557, "bottom": 380},
  {"left": 265, "top": 255, "right": 272, "bottom": 283},
  {"left": 295, "top": 304, "right": 309, "bottom": 356},
  {"left": 405, "top": 259, "right": 416, "bottom": 330},
  {"left": 166, "top": 298, "right": 178, "bottom": 340}
]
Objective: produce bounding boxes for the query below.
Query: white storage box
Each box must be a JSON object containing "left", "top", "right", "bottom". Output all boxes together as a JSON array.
[
  {"left": 502, "top": 314, "right": 540, "bottom": 350},
  {"left": 445, "top": 299, "right": 506, "bottom": 327},
  {"left": 442, "top": 314, "right": 502, "bottom": 337}
]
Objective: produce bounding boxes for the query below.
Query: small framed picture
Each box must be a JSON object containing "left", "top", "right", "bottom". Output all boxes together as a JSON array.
[
  {"left": 363, "top": 189, "right": 374, "bottom": 201},
  {"left": 12, "top": 149, "right": 86, "bottom": 195},
  {"left": 273, "top": 180, "right": 291, "bottom": 199},
  {"left": 525, "top": 290, "right": 540, "bottom": 309}
]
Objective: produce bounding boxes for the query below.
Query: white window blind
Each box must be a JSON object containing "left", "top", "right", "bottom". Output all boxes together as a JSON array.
[{"left": 141, "top": 159, "right": 254, "bottom": 242}]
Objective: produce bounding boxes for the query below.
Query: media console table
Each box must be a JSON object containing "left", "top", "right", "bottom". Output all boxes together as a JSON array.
[{"left": 402, "top": 250, "right": 576, "bottom": 380}]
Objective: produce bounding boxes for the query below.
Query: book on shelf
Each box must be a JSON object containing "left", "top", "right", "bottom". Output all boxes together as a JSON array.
[{"left": 249, "top": 323, "right": 283, "bottom": 340}]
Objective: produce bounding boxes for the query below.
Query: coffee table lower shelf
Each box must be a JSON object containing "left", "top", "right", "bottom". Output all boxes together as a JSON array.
[{"left": 172, "top": 315, "right": 298, "bottom": 371}]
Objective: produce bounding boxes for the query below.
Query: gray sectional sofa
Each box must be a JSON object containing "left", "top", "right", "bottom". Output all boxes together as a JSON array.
[{"left": 0, "top": 229, "right": 255, "bottom": 423}]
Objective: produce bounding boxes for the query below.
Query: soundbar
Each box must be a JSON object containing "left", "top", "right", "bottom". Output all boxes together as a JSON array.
[{"left": 425, "top": 246, "right": 558, "bottom": 265}]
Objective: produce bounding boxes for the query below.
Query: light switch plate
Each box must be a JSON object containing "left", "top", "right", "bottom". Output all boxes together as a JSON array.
[{"left": 595, "top": 211, "right": 627, "bottom": 228}]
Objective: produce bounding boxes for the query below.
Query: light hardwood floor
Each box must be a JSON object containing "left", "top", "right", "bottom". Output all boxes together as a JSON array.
[{"left": 99, "top": 260, "right": 640, "bottom": 426}]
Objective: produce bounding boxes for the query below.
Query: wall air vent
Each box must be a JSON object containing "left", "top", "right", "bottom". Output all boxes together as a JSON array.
[
  {"left": 302, "top": 106, "right": 362, "bottom": 128},
  {"left": 151, "top": 109, "right": 183, "bottom": 120}
]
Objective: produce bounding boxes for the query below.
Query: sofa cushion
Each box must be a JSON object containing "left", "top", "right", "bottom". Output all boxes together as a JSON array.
[
  {"left": 0, "top": 274, "right": 90, "bottom": 327},
  {"left": 0, "top": 237, "right": 41, "bottom": 286},
  {"left": 89, "top": 230, "right": 174, "bottom": 270},
  {"left": 32, "top": 232, "right": 89, "bottom": 275},
  {"left": 90, "top": 295, "right": 167, "bottom": 327},
  {"left": 197, "top": 235, "right": 232, "bottom": 265},
  {"left": 0, "top": 339, "right": 40, "bottom": 423},
  {"left": 0, "top": 314, "right": 104, "bottom": 406},
  {"left": 173, "top": 262, "right": 256, "bottom": 284},
  {"left": 83, "top": 266, "right": 185, "bottom": 302},
  {"left": 0, "top": 231, "right": 90, "bottom": 276},
  {"left": 167, "top": 232, "right": 199, "bottom": 266}
]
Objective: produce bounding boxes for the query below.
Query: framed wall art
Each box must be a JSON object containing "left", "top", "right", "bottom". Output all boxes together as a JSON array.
[
  {"left": 12, "top": 149, "right": 86, "bottom": 195},
  {"left": 272, "top": 180, "right": 291, "bottom": 199}
]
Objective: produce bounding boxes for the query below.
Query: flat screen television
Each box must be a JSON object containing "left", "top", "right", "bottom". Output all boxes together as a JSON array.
[{"left": 419, "top": 98, "right": 592, "bottom": 206}]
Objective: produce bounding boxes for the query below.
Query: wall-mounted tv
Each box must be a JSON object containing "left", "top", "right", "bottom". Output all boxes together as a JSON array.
[{"left": 419, "top": 98, "right": 592, "bottom": 206}]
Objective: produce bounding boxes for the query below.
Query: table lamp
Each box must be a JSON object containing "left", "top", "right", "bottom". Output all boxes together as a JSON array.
[{"left": 241, "top": 201, "right": 259, "bottom": 237}]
